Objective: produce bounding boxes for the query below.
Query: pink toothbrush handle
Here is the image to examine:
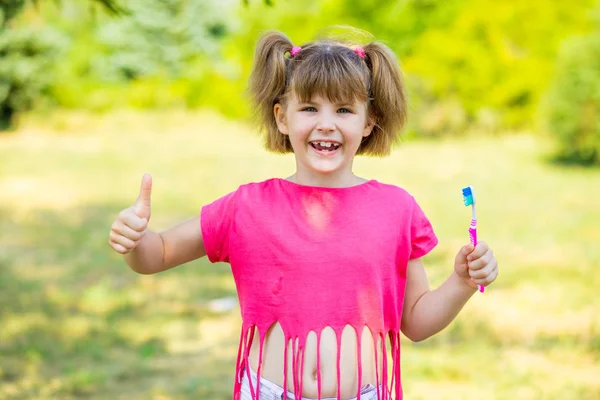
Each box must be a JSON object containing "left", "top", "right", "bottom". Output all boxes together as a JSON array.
[{"left": 469, "top": 220, "right": 484, "bottom": 292}]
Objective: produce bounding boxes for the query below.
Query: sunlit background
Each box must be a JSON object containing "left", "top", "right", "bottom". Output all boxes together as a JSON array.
[{"left": 1, "top": 0, "right": 599, "bottom": 399}]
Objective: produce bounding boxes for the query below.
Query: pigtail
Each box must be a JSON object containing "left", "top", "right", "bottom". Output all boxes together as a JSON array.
[
  {"left": 249, "top": 31, "right": 294, "bottom": 152},
  {"left": 362, "top": 42, "right": 407, "bottom": 155}
]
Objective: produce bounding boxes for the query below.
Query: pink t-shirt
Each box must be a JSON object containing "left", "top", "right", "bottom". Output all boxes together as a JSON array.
[{"left": 201, "top": 178, "right": 438, "bottom": 400}]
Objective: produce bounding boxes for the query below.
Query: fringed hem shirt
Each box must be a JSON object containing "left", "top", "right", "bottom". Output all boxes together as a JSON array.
[{"left": 200, "top": 178, "right": 438, "bottom": 400}]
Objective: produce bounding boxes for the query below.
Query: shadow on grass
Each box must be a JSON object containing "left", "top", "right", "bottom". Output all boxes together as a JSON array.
[
  {"left": 0, "top": 204, "right": 238, "bottom": 399},
  {"left": 544, "top": 151, "right": 600, "bottom": 169}
]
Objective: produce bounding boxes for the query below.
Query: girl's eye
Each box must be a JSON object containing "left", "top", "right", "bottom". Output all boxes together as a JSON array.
[
  {"left": 338, "top": 108, "right": 352, "bottom": 113},
  {"left": 301, "top": 107, "right": 317, "bottom": 112}
]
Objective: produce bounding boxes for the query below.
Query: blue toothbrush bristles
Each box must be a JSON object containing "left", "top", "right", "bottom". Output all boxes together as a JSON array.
[{"left": 462, "top": 186, "right": 474, "bottom": 206}]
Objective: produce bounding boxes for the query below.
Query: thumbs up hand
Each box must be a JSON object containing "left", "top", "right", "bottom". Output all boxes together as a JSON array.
[
  {"left": 134, "top": 173, "right": 152, "bottom": 221},
  {"left": 109, "top": 174, "right": 153, "bottom": 254}
]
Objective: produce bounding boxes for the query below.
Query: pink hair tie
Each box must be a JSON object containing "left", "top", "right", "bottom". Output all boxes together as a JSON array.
[
  {"left": 290, "top": 46, "right": 302, "bottom": 57},
  {"left": 354, "top": 47, "right": 365, "bottom": 59}
]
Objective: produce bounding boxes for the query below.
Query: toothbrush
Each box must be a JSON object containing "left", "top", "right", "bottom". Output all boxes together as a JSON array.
[{"left": 462, "top": 186, "right": 484, "bottom": 293}]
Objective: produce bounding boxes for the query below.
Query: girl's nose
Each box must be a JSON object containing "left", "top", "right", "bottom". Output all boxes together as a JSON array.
[{"left": 316, "top": 115, "right": 336, "bottom": 133}]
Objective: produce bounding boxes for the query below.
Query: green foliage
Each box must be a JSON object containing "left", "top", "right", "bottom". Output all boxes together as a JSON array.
[
  {"left": 402, "top": 0, "right": 597, "bottom": 134},
  {"left": 1, "top": 0, "right": 123, "bottom": 25},
  {"left": 540, "top": 31, "right": 600, "bottom": 165},
  {"left": 0, "top": 27, "right": 66, "bottom": 129},
  {"left": 92, "top": 0, "right": 230, "bottom": 81},
  {"left": 0, "top": 0, "right": 26, "bottom": 27},
  {"left": 243, "top": 0, "right": 274, "bottom": 5},
  {"left": 91, "top": 0, "right": 126, "bottom": 15},
  {"left": 0, "top": 0, "right": 120, "bottom": 130},
  {"left": 3, "top": 0, "right": 600, "bottom": 137},
  {"left": 45, "top": 0, "right": 237, "bottom": 115}
]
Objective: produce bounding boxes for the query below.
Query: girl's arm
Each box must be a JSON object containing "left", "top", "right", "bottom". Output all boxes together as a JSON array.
[
  {"left": 401, "top": 242, "right": 498, "bottom": 342},
  {"left": 401, "top": 257, "right": 476, "bottom": 342},
  {"left": 124, "top": 216, "right": 206, "bottom": 275}
]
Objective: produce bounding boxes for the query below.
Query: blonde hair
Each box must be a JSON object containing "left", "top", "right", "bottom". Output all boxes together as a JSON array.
[{"left": 249, "top": 29, "right": 407, "bottom": 156}]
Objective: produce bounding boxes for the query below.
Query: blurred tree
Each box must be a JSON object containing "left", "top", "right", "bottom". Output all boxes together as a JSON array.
[
  {"left": 540, "top": 28, "right": 600, "bottom": 165},
  {"left": 46, "top": 0, "right": 236, "bottom": 112},
  {"left": 92, "top": 0, "right": 231, "bottom": 81},
  {"left": 1, "top": 0, "right": 121, "bottom": 26},
  {"left": 243, "top": 0, "right": 274, "bottom": 5},
  {"left": 0, "top": 27, "right": 67, "bottom": 130},
  {"left": 0, "top": 0, "right": 119, "bottom": 130},
  {"left": 1, "top": 0, "right": 26, "bottom": 27},
  {"left": 402, "top": 0, "right": 596, "bottom": 134},
  {"left": 3, "top": 0, "right": 598, "bottom": 135}
]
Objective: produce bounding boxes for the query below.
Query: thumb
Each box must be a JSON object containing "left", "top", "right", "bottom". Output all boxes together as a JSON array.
[
  {"left": 455, "top": 243, "right": 474, "bottom": 263},
  {"left": 134, "top": 173, "right": 152, "bottom": 219},
  {"left": 462, "top": 243, "right": 475, "bottom": 257}
]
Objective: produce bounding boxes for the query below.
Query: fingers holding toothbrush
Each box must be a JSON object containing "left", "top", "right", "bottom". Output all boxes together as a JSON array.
[{"left": 454, "top": 241, "right": 499, "bottom": 290}]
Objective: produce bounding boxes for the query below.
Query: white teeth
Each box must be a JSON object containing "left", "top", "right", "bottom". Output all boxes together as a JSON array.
[{"left": 312, "top": 141, "right": 340, "bottom": 148}]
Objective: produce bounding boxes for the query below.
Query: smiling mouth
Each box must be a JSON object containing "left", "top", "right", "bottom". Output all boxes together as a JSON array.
[{"left": 309, "top": 141, "right": 341, "bottom": 152}]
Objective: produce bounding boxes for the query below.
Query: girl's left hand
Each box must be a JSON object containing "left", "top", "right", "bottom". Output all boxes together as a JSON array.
[{"left": 454, "top": 241, "right": 499, "bottom": 289}]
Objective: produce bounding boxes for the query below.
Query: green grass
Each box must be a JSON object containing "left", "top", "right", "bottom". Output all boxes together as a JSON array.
[{"left": 1, "top": 110, "right": 599, "bottom": 399}]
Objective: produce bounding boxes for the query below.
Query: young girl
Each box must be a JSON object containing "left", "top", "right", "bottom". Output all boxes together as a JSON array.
[{"left": 109, "top": 29, "right": 498, "bottom": 400}]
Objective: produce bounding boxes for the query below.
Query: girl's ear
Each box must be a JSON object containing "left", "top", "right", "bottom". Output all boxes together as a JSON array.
[
  {"left": 273, "top": 103, "right": 288, "bottom": 135},
  {"left": 363, "top": 117, "right": 375, "bottom": 137}
]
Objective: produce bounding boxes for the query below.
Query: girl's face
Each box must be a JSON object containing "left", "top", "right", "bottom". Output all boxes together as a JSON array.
[{"left": 274, "top": 93, "right": 374, "bottom": 186}]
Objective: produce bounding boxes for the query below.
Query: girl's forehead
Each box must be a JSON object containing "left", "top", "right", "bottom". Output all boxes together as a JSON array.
[{"left": 288, "top": 92, "right": 365, "bottom": 106}]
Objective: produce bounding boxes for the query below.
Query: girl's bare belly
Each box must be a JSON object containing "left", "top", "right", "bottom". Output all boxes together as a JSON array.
[{"left": 249, "top": 323, "right": 384, "bottom": 399}]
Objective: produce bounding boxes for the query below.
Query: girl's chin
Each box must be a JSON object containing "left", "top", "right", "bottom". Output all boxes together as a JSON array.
[{"left": 304, "top": 159, "right": 347, "bottom": 175}]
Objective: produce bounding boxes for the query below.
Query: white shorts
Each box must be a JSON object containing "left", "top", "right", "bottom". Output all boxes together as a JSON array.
[{"left": 239, "top": 363, "right": 383, "bottom": 400}]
